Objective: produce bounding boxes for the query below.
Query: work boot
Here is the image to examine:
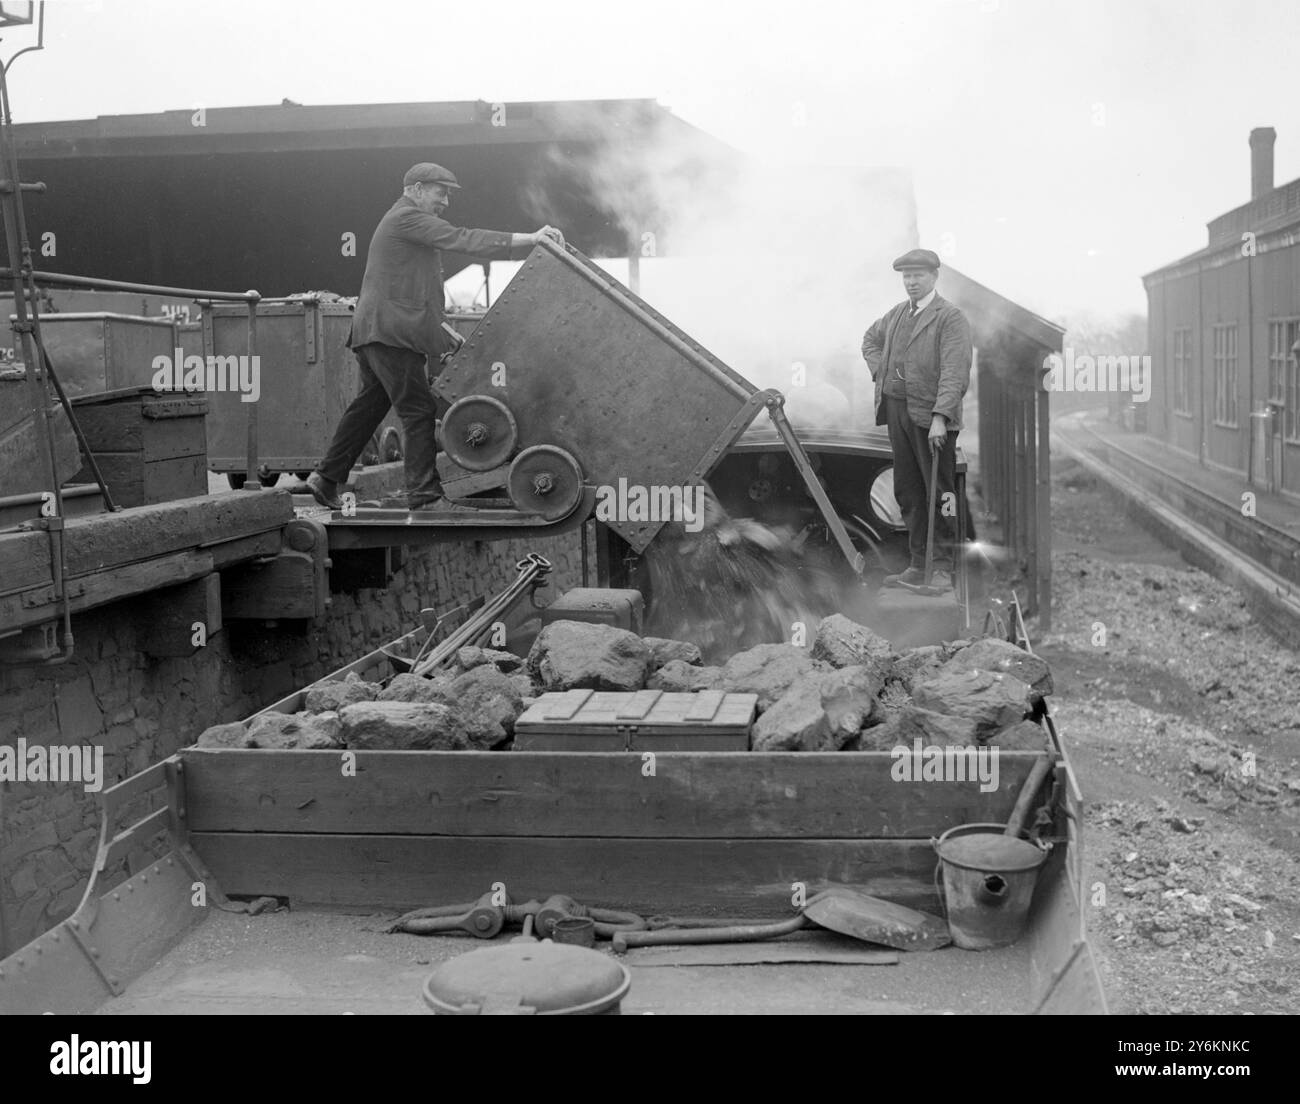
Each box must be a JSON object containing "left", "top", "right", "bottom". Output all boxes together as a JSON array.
[
  {"left": 306, "top": 472, "right": 341, "bottom": 509},
  {"left": 927, "top": 569, "right": 954, "bottom": 591},
  {"left": 883, "top": 566, "right": 926, "bottom": 589}
]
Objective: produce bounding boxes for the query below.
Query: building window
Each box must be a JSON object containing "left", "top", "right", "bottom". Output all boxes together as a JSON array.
[
  {"left": 1173, "top": 328, "right": 1193, "bottom": 415},
  {"left": 1271, "top": 319, "right": 1300, "bottom": 441},
  {"left": 1213, "top": 324, "right": 1238, "bottom": 428}
]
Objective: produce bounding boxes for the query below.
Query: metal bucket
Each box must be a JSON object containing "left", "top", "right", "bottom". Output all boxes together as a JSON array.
[{"left": 934, "top": 823, "right": 1049, "bottom": 950}]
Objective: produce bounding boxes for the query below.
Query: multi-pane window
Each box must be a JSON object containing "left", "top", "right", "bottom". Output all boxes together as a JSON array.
[
  {"left": 1213, "top": 324, "right": 1238, "bottom": 428},
  {"left": 1173, "top": 328, "right": 1193, "bottom": 415},
  {"left": 1270, "top": 319, "right": 1300, "bottom": 441}
]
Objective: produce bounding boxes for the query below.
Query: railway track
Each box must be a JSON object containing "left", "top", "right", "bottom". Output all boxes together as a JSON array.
[{"left": 1053, "top": 412, "right": 1300, "bottom": 643}]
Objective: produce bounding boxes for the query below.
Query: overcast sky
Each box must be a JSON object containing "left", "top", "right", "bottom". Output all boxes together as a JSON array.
[{"left": 4, "top": 0, "right": 1297, "bottom": 322}]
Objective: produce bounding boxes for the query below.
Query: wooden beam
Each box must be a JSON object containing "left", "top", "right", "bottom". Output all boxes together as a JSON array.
[
  {"left": 207, "top": 530, "right": 283, "bottom": 570},
  {"left": 182, "top": 750, "right": 1043, "bottom": 839},
  {"left": 0, "top": 491, "right": 292, "bottom": 596},
  {"left": 191, "top": 833, "right": 943, "bottom": 916},
  {"left": 0, "top": 549, "right": 214, "bottom": 633},
  {"left": 135, "top": 574, "right": 222, "bottom": 657},
  {"left": 221, "top": 550, "right": 323, "bottom": 621},
  {"left": 1036, "top": 386, "right": 1053, "bottom": 629}
]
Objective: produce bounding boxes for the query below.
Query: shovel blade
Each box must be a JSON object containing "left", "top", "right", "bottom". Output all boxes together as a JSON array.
[{"left": 804, "top": 888, "right": 951, "bottom": 951}]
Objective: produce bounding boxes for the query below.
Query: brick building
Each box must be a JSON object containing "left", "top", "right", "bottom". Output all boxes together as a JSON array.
[{"left": 1143, "top": 127, "right": 1300, "bottom": 496}]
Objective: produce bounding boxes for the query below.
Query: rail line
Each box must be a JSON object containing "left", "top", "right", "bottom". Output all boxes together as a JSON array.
[{"left": 1053, "top": 413, "right": 1300, "bottom": 643}]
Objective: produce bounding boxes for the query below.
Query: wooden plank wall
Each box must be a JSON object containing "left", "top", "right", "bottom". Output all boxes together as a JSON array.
[{"left": 185, "top": 749, "right": 1048, "bottom": 917}]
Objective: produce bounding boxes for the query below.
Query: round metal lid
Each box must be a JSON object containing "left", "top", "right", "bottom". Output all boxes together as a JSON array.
[
  {"left": 423, "top": 942, "right": 631, "bottom": 1015},
  {"left": 936, "top": 831, "right": 1048, "bottom": 873}
]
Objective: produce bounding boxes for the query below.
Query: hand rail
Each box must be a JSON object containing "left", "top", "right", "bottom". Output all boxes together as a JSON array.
[{"left": 0, "top": 267, "right": 266, "bottom": 488}]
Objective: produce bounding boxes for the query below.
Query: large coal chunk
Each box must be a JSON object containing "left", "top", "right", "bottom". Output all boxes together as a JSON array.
[
  {"left": 195, "top": 721, "right": 252, "bottom": 749},
  {"left": 644, "top": 637, "right": 703, "bottom": 670},
  {"left": 720, "top": 643, "right": 819, "bottom": 711},
  {"left": 911, "top": 667, "right": 1033, "bottom": 733},
  {"left": 894, "top": 706, "right": 981, "bottom": 745},
  {"left": 888, "top": 645, "right": 946, "bottom": 694},
  {"left": 339, "top": 701, "right": 474, "bottom": 750},
  {"left": 447, "top": 665, "right": 525, "bottom": 746},
  {"left": 811, "top": 614, "right": 894, "bottom": 678},
  {"left": 647, "top": 660, "right": 723, "bottom": 692},
  {"left": 305, "top": 676, "right": 381, "bottom": 712},
  {"left": 944, "top": 637, "right": 1053, "bottom": 699},
  {"left": 379, "top": 672, "right": 456, "bottom": 703},
  {"left": 751, "top": 678, "right": 831, "bottom": 751},
  {"left": 454, "top": 646, "right": 523, "bottom": 674},
  {"left": 982, "top": 718, "right": 1051, "bottom": 750},
  {"left": 751, "top": 666, "right": 882, "bottom": 751},
  {"left": 245, "top": 711, "right": 344, "bottom": 750},
  {"left": 527, "top": 620, "right": 651, "bottom": 692}
]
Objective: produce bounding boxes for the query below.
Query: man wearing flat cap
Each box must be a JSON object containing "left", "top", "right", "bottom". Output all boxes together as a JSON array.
[
  {"left": 309, "top": 163, "right": 565, "bottom": 510},
  {"left": 861, "top": 248, "right": 972, "bottom": 591}
]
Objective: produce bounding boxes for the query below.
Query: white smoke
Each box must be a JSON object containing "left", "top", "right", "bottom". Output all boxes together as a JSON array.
[{"left": 523, "top": 104, "right": 919, "bottom": 431}]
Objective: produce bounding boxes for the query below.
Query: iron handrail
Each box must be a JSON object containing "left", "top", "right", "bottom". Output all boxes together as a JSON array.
[{"left": 0, "top": 267, "right": 266, "bottom": 489}]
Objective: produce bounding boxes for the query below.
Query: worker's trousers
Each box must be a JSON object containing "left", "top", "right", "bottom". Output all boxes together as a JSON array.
[
  {"left": 882, "top": 394, "right": 958, "bottom": 573},
  {"left": 317, "top": 342, "right": 442, "bottom": 501}
]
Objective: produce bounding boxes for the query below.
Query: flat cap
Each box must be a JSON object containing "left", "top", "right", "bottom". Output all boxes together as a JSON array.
[
  {"left": 892, "top": 248, "right": 941, "bottom": 271},
  {"left": 403, "top": 162, "right": 461, "bottom": 189}
]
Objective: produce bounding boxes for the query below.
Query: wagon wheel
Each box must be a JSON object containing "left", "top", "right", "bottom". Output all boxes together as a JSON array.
[
  {"left": 258, "top": 471, "right": 281, "bottom": 488},
  {"left": 442, "top": 395, "right": 518, "bottom": 471},
  {"left": 226, "top": 473, "right": 247, "bottom": 490},
  {"left": 380, "top": 426, "right": 403, "bottom": 462},
  {"left": 507, "top": 444, "right": 584, "bottom": 520},
  {"left": 294, "top": 470, "right": 312, "bottom": 481}
]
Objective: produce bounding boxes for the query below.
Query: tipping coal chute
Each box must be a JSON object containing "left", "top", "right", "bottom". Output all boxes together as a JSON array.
[{"left": 430, "top": 238, "right": 865, "bottom": 574}]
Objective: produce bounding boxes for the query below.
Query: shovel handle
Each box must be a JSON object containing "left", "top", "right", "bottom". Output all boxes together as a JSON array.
[
  {"left": 923, "top": 442, "right": 940, "bottom": 584},
  {"left": 1005, "top": 753, "right": 1053, "bottom": 838},
  {"left": 612, "top": 915, "right": 808, "bottom": 953}
]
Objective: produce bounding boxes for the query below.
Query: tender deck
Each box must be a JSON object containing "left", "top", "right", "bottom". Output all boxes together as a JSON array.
[
  {"left": 0, "top": 625, "right": 1107, "bottom": 1016},
  {"left": 96, "top": 909, "right": 1033, "bottom": 1015}
]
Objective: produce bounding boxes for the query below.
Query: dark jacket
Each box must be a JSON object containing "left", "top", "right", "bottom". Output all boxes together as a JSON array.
[
  {"left": 861, "top": 294, "right": 973, "bottom": 431},
  {"left": 349, "top": 196, "right": 523, "bottom": 355}
]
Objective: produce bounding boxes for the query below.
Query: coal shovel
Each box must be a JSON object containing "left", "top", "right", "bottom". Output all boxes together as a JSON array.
[{"left": 612, "top": 888, "right": 949, "bottom": 953}]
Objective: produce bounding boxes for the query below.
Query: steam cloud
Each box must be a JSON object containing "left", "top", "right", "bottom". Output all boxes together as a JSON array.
[{"left": 522, "top": 103, "right": 919, "bottom": 432}]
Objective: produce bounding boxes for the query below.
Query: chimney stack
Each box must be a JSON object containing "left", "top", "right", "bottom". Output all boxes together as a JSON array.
[{"left": 1250, "top": 127, "right": 1276, "bottom": 199}]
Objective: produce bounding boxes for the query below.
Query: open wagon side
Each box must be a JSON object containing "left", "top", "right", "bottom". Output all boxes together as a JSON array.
[{"left": 0, "top": 624, "right": 1107, "bottom": 1014}]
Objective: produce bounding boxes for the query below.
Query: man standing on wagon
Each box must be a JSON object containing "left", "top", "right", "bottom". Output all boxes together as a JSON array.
[
  {"left": 861, "top": 249, "right": 973, "bottom": 591},
  {"left": 308, "top": 162, "right": 565, "bottom": 511}
]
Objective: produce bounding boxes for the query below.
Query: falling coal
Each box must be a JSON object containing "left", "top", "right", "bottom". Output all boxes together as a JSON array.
[{"left": 642, "top": 484, "right": 852, "bottom": 663}]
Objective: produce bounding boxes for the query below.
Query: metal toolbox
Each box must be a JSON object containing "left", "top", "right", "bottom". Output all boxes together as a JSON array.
[
  {"left": 202, "top": 298, "right": 403, "bottom": 484},
  {"left": 540, "top": 587, "right": 645, "bottom": 632},
  {"left": 6, "top": 313, "right": 179, "bottom": 400},
  {"left": 513, "top": 689, "right": 756, "bottom": 751}
]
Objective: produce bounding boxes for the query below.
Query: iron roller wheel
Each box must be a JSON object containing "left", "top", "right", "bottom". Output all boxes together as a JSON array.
[
  {"left": 507, "top": 445, "right": 584, "bottom": 520},
  {"left": 380, "top": 426, "right": 403, "bottom": 462},
  {"left": 442, "top": 395, "right": 519, "bottom": 471}
]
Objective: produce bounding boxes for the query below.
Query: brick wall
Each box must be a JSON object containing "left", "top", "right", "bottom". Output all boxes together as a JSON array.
[{"left": 0, "top": 529, "right": 583, "bottom": 954}]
